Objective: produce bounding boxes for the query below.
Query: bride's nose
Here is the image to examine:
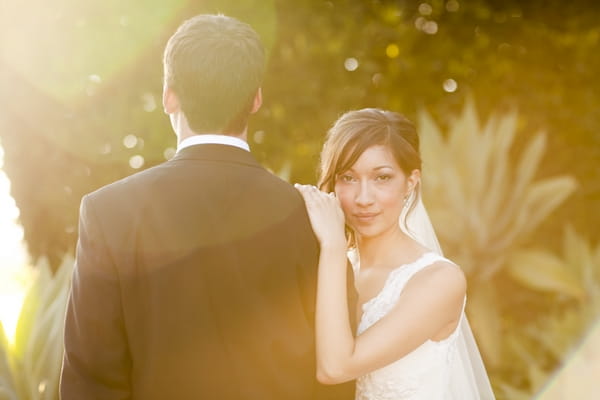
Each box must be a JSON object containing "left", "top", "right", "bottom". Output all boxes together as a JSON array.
[{"left": 355, "top": 181, "right": 375, "bottom": 206}]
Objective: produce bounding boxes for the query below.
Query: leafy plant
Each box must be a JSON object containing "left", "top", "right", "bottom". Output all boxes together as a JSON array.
[
  {"left": 0, "top": 256, "right": 73, "bottom": 400},
  {"left": 493, "top": 227, "right": 600, "bottom": 399},
  {"left": 418, "top": 99, "right": 577, "bottom": 368},
  {"left": 0, "top": 322, "right": 18, "bottom": 400},
  {"left": 419, "top": 99, "right": 577, "bottom": 279}
]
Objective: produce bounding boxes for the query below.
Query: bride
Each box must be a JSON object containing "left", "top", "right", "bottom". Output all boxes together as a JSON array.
[{"left": 296, "top": 108, "right": 495, "bottom": 399}]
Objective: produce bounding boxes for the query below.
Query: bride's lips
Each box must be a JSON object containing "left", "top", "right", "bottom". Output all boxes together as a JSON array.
[{"left": 353, "top": 212, "right": 379, "bottom": 222}]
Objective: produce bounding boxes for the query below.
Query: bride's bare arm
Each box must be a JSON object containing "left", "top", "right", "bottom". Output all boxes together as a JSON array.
[
  {"left": 295, "top": 185, "right": 466, "bottom": 385},
  {"left": 294, "top": 185, "right": 355, "bottom": 381},
  {"left": 314, "top": 241, "right": 355, "bottom": 383}
]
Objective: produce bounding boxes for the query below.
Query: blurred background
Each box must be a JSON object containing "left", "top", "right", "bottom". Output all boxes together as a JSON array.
[{"left": 0, "top": 0, "right": 598, "bottom": 399}]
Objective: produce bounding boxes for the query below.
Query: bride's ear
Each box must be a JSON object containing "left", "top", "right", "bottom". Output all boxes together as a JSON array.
[{"left": 407, "top": 169, "right": 421, "bottom": 193}]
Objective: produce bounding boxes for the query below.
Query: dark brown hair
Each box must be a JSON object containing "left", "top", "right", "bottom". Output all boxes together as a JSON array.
[
  {"left": 318, "top": 108, "right": 421, "bottom": 191},
  {"left": 163, "top": 14, "right": 265, "bottom": 134}
]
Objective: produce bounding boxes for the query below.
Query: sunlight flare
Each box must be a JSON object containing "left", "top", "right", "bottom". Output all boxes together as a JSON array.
[{"left": 0, "top": 147, "right": 31, "bottom": 344}]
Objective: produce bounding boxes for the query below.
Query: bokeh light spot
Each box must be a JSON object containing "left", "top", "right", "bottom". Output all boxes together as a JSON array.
[
  {"left": 443, "top": 78, "right": 458, "bottom": 92},
  {"left": 386, "top": 44, "right": 400, "bottom": 59},
  {"left": 123, "top": 134, "right": 138, "bottom": 149},
  {"left": 141, "top": 92, "right": 156, "bottom": 112},
  {"left": 253, "top": 130, "right": 265, "bottom": 144},
  {"left": 446, "top": 0, "right": 460, "bottom": 12},
  {"left": 415, "top": 17, "right": 426, "bottom": 30},
  {"left": 344, "top": 57, "right": 359, "bottom": 71},
  {"left": 163, "top": 147, "right": 176, "bottom": 160},
  {"left": 129, "top": 155, "right": 144, "bottom": 169},
  {"left": 418, "top": 3, "right": 433, "bottom": 16},
  {"left": 423, "top": 21, "right": 438, "bottom": 35}
]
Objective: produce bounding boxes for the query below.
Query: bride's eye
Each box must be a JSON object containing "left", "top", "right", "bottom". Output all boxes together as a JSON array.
[
  {"left": 338, "top": 174, "right": 356, "bottom": 183},
  {"left": 376, "top": 174, "right": 392, "bottom": 182}
]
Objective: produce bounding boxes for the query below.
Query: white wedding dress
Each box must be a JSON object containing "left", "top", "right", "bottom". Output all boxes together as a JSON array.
[
  {"left": 341, "top": 191, "right": 495, "bottom": 399},
  {"left": 353, "top": 251, "right": 466, "bottom": 400}
]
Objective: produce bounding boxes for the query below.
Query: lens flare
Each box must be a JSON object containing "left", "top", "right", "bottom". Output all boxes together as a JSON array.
[
  {"left": 0, "top": 154, "right": 30, "bottom": 345},
  {"left": 536, "top": 318, "right": 600, "bottom": 399}
]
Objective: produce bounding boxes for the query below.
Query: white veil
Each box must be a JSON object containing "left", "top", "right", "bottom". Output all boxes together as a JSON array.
[{"left": 400, "top": 191, "right": 496, "bottom": 399}]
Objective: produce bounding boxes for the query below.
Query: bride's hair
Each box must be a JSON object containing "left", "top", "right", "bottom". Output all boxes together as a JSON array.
[{"left": 317, "top": 108, "right": 422, "bottom": 240}]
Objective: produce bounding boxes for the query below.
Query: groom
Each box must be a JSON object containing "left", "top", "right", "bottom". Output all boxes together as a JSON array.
[{"left": 60, "top": 14, "right": 353, "bottom": 400}]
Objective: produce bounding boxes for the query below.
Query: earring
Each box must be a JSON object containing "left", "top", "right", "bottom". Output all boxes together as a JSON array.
[{"left": 403, "top": 188, "right": 413, "bottom": 208}]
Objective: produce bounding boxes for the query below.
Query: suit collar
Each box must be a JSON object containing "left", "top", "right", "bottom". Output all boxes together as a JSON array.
[
  {"left": 169, "top": 143, "right": 263, "bottom": 169},
  {"left": 177, "top": 134, "right": 250, "bottom": 152}
]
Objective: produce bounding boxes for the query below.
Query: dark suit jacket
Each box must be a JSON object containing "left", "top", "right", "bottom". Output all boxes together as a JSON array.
[{"left": 60, "top": 144, "right": 355, "bottom": 400}]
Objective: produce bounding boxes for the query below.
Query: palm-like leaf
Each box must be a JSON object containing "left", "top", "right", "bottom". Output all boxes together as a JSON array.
[
  {"left": 506, "top": 250, "right": 585, "bottom": 300},
  {"left": 418, "top": 99, "right": 577, "bottom": 369},
  {"left": 7, "top": 256, "right": 73, "bottom": 400},
  {"left": 499, "top": 228, "right": 600, "bottom": 396},
  {"left": 419, "top": 99, "right": 577, "bottom": 279},
  {"left": 0, "top": 322, "right": 18, "bottom": 400}
]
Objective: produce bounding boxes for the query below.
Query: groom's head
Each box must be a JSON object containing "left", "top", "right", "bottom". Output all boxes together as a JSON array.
[{"left": 163, "top": 14, "right": 265, "bottom": 135}]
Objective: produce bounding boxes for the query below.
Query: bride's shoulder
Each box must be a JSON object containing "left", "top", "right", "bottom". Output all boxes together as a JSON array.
[{"left": 410, "top": 257, "right": 466, "bottom": 295}]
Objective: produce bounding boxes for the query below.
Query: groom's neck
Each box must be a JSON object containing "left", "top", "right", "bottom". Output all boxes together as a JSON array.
[{"left": 172, "top": 112, "right": 248, "bottom": 144}]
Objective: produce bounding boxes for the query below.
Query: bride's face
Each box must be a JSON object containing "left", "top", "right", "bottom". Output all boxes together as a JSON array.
[{"left": 334, "top": 145, "right": 417, "bottom": 240}]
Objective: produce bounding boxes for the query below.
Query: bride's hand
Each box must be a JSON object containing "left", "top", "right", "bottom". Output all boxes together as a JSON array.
[{"left": 294, "top": 184, "right": 347, "bottom": 249}]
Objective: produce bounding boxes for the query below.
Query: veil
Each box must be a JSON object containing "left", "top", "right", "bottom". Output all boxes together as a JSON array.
[{"left": 400, "top": 191, "right": 496, "bottom": 399}]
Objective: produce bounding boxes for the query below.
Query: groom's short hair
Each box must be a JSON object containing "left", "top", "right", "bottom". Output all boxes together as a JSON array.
[{"left": 163, "top": 14, "right": 265, "bottom": 134}]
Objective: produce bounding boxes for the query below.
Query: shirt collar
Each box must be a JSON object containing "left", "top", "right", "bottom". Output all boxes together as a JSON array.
[{"left": 177, "top": 134, "right": 250, "bottom": 153}]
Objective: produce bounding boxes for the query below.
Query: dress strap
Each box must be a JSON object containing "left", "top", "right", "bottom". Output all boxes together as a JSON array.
[{"left": 383, "top": 252, "right": 457, "bottom": 303}]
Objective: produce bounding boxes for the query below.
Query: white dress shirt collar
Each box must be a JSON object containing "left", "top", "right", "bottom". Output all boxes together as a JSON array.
[{"left": 177, "top": 134, "right": 250, "bottom": 153}]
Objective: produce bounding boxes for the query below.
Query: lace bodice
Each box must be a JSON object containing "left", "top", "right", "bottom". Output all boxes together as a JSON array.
[{"left": 352, "top": 251, "right": 466, "bottom": 400}]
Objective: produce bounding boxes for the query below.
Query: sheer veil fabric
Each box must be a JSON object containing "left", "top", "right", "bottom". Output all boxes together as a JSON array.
[{"left": 399, "top": 191, "right": 496, "bottom": 399}]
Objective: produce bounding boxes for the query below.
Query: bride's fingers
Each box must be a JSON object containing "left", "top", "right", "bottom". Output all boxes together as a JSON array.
[
  {"left": 294, "top": 184, "right": 313, "bottom": 199},
  {"left": 295, "top": 184, "right": 320, "bottom": 200},
  {"left": 295, "top": 185, "right": 321, "bottom": 211},
  {"left": 294, "top": 185, "right": 338, "bottom": 214}
]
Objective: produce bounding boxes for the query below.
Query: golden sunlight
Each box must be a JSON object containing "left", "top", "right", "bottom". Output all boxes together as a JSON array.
[{"left": 0, "top": 146, "right": 31, "bottom": 344}]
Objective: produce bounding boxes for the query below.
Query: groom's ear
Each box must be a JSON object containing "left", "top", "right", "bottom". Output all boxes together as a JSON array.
[
  {"left": 162, "top": 85, "right": 180, "bottom": 114},
  {"left": 250, "top": 88, "right": 262, "bottom": 114}
]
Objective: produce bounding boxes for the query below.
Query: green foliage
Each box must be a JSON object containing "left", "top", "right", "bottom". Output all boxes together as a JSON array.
[
  {"left": 420, "top": 99, "right": 577, "bottom": 279},
  {"left": 0, "top": 323, "right": 17, "bottom": 400},
  {"left": 415, "top": 100, "right": 599, "bottom": 397},
  {"left": 496, "top": 227, "right": 600, "bottom": 398},
  {"left": 419, "top": 100, "right": 577, "bottom": 375},
  {"left": 1, "top": 0, "right": 598, "bottom": 270},
  {"left": 506, "top": 250, "right": 583, "bottom": 300},
  {"left": 0, "top": 257, "right": 73, "bottom": 400}
]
